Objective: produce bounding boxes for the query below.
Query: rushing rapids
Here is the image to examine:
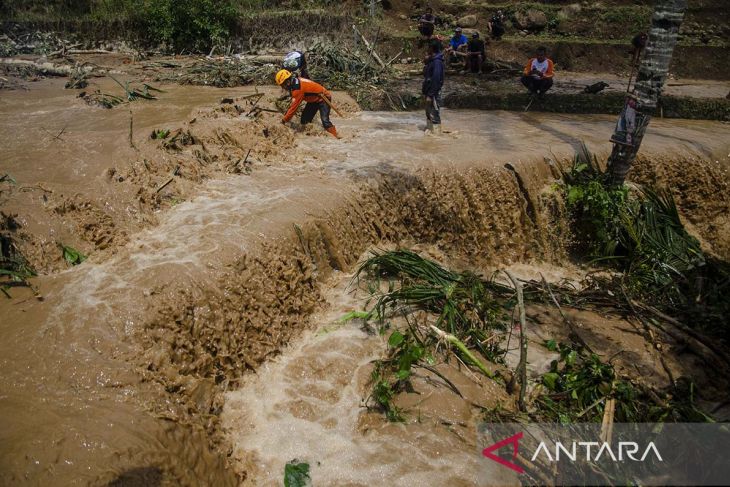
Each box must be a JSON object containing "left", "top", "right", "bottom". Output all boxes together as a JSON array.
[{"left": 1, "top": 79, "right": 729, "bottom": 485}]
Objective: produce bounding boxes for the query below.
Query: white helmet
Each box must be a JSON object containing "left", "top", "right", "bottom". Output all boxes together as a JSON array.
[{"left": 283, "top": 51, "right": 303, "bottom": 70}]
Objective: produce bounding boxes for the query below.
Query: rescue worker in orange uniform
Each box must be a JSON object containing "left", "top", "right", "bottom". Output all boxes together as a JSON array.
[{"left": 275, "top": 69, "right": 339, "bottom": 138}]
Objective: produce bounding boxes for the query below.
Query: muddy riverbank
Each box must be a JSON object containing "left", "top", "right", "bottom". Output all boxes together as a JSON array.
[{"left": 1, "top": 79, "right": 729, "bottom": 485}]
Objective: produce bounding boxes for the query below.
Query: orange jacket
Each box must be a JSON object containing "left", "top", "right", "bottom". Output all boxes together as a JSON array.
[
  {"left": 282, "top": 77, "right": 331, "bottom": 122},
  {"left": 523, "top": 57, "right": 554, "bottom": 78}
]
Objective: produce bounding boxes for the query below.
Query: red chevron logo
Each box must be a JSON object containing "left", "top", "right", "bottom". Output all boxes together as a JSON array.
[{"left": 482, "top": 431, "right": 525, "bottom": 474}]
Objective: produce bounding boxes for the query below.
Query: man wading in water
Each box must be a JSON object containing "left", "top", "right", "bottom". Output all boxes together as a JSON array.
[
  {"left": 276, "top": 69, "right": 340, "bottom": 138},
  {"left": 423, "top": 40, "right": 444, "bottom": 134}
]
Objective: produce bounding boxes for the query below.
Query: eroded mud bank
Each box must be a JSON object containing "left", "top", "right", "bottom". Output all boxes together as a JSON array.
[{"left": 1, "top": 97, "right": 729, "bottom": 484}]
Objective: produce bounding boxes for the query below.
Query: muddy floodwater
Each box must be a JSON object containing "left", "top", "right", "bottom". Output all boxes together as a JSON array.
[{"left": 1, "top": 80, "right": 729, "bottom": 485}]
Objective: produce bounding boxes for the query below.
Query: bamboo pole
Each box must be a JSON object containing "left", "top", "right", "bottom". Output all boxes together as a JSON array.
[
  {"left": 352, "top": 25, "right": 386, "bottom": 68},
  {"left": 319, "top": 93, "right": 344, "bottom": 118},
  {"left": 506, "top": 271, "right": 528, "bottom": 412}
]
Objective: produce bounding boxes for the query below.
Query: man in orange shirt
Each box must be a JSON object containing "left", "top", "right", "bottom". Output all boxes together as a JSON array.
[
  {"left": 520, "top": 46, "right": 554, "bottom": 95},
  {"left": 275, "top": 69, "right": 339, "bottom": 138}
]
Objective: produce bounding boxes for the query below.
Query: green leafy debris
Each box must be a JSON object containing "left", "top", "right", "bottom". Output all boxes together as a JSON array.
[
  {"left": 353, "top": 246, "right": 722, "bottom": 426},
  {"left": 1, "top": 212, "right": 37, "bottom": 296},
  {"left": 562, "top": 144, "right": 705, "bottom": 303},
  {"left": 0, "top": 173, "right": 17, "bottom": 185},
  {"left": 534, "top": 343, "right": 713, "bottom": 424},
  {"left": 61, "top": 245, "right": 87, "bottom": 266},
  {"left": 352, "top": 249, "right": 511, "bottom": 421},
  {"left": 336, "top": 310, "right": 372, "bottom": 323},
  {"left": 151, "top": 129, "right": 171, "bottom": 140},
  {"left": 284, "top": 461, "right": 311, "bottom": 487}
]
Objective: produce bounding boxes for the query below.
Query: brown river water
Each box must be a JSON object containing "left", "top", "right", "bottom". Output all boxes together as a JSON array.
[{"left": 1, "top": 79, "right": 729, "bottom": 485}]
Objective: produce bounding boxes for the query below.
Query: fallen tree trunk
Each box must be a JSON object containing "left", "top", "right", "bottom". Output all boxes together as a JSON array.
[
  {"left": 66, "top": 49, "right": 114, "bottom": 55},
  {"left": 0, "top": 58, "right": 94, "bottom": 77},
  {"left": 231, "top": 55, "right": 282, "bottom": 64}
]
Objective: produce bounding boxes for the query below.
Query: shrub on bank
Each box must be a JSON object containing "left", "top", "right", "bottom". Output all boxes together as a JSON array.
[
  {"left": 2, "top": 0, "right": 239, "bottom": 52},
  {"left": 93, "top": 0, "right": 237, "bottom": 51}
]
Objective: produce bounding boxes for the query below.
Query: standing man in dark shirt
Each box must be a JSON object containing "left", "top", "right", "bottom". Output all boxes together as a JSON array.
[
  {"left": 488, "top": 10, "right": 506, "bottom": 40},
  {"left": 418, "top": 7, "right": 436, "bottom": 39},
  {"left": 465, "top": 32, "right": 485, "bottom": 73},
  {"left": 422, "top": 40, "right": 444, "bottom": 134}
]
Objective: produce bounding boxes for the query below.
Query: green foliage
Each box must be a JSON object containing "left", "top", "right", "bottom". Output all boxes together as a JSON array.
[
  {"left": 284, "top": 461, "right": 311, "bottom": 487},
  {"left": 537, "top": 343, "right": 712, "bottom": 423},
  {"left": 600, "top": 6, "right": 651, "bottom": 35},
  {"left": 140, "top": 0, "right": 236, "bottom": 51},
  {"left": 563, "top": 145, "right": 705, "bottom": 301},
  {"left": 151, "top": 128, "right": 170, "bottom": 139},
  {"left": 356, "top": 249, "right": 502, "bottom": 340},
  {"left": 618, "top": 187, "right": 705, "bottom": 295},
  {"left": 538, "top": 343, "right": 616, "bottom": 423},
  {"left": 85, "top": 0, "right": 237, "bottom": 51},
  {"left": 355, "top": 249, "right": 510, "bottom": 421},
  {"left": 369, "top": 329, "right": 427, "bottom": 422},
  {"left": 61, "top": 244, "right": 87, "bottom": 265},
  {"left": 563, "top": 144, "right": 627, "bottom": 257}
]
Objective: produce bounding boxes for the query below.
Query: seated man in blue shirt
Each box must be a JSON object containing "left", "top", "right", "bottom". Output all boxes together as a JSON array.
[{"left": 445, "top": 27, "right": 468, "bottom": 66}]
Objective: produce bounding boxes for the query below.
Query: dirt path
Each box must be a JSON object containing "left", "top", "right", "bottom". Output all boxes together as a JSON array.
[{"left": 1, "top": 79, "right": 729, "bottom": 485}]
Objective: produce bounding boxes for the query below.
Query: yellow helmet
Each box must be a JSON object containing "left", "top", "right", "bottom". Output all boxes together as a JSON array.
[{"left": 275, "top": 69, "right": 293, "bottom": 86}]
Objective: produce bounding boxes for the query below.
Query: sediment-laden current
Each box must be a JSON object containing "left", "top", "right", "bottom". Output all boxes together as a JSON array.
[{"left": 1, "top": 80, "right": 729, "bottom": 485}]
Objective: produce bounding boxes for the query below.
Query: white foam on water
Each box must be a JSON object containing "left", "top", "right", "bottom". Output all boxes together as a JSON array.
[
  {"left": 222, "top": 281, "right": 483, "bottom": 486},
  {"left": 45, "top": 173, "right": 298, "bottom": 333}
]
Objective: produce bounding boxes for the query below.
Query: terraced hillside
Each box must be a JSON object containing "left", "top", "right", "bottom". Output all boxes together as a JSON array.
[{"left": 378, "top": 0, "right": 729, "bottom": 78}]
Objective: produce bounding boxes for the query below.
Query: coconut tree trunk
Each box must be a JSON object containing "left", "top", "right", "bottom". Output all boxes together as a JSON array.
[{"left": 606, "top": 0, "right": 687, "bottom": 186}]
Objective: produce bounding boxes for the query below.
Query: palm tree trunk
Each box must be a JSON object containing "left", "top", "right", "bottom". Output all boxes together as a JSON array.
[{"left": 607, "top": 0, "right": 687, "bottom": 186}]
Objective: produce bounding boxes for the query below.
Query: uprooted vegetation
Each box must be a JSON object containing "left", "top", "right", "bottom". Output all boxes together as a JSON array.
[
  {"left": 81, "top": 75, "right": 163, "bottom": 108},
  {"left": 350, "top": 146, "right": 729, "bottom": 430},
  {"left": 561, "top": 146, "right": 730, "bottom": 337},
  {"left": 0, "top": 210, "right": 37, "bottom": 298},
  {"left": 155, "top": 41, "right": 403, "bottom": 109},
  {"left": 352, "top": 249, "right": 724, "bottom": 426}
]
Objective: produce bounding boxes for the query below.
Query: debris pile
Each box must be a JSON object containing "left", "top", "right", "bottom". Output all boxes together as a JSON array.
[
  {"left": 307, "top": 41, "right": 385, "bottom": 88},
  {"left": 353, "top": 249, "right": 724, "bottom": 427},
  {"left": 82, "top": 77, "right": 162, "bottom": 108},
  {"left": 0, "top": 28, "right": 65, "bottom": 57},
  {"left": 64, "top": 67, "right": 88, "bottom": 89},
  {"left": 349, "top": 148, "right": 729, "bottom": 435},
  {"left": 159, "top": 58, "right": 276, "bottom": 87},
  {"left": 0, "top": 208, "right": 37, "bottom": 298},
  {"left": 153, "top": 41, "right": 399, "bottom": 108}
]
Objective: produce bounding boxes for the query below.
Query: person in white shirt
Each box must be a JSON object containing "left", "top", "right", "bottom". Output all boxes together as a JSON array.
[{"left": 520, "top": 46, "right": 555, "bottom": 95}]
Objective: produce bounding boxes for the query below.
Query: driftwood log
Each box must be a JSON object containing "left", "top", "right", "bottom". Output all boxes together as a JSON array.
[{"left": 0, "top": 58, "right": 95, "bottom": 77}]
